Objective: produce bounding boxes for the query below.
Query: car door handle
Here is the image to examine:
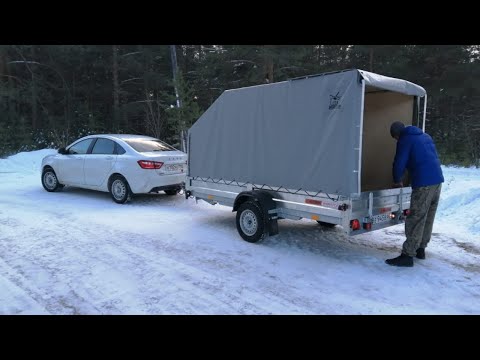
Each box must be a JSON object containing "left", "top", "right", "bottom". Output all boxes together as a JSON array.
[{"left": 105, "top": 156, "right": 114, "bottom": 160}]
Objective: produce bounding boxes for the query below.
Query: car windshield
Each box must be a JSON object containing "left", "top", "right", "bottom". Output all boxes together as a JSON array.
[{"left": 123, "top": 138, "right": 176, "bottom": 152}]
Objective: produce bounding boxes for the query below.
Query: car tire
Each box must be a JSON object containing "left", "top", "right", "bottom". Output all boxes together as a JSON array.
[
  {"left": 316, "top": 220, "right": 336, "bottom": 228},
  {"left": 236, "top": 200, "right": 267, "bottom": 243},
  {"left": 164, "top": 189, "right": 178, "bottom": 196},
  {"left": 109, "top": 175, "right": 131, "bottom": 204},
  {"left": 42, "top": 167, "right": 64, "bottom": 192}
]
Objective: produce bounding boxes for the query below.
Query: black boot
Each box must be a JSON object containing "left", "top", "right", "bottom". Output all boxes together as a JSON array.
[
  {"left": 385, "top": 253, "right": 413, "bottom": 267},
  {"left": 416, "top": 248, "right": 425, "bottom": 260}
]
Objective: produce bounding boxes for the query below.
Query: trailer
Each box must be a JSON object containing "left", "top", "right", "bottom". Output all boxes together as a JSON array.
[{"left": 185, "top": 69, "right": 427, "bottom": 242}]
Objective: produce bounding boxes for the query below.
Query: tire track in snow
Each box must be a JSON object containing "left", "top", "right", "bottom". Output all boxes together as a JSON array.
[{"left": 0, "top": 202, "right": 314, "bottom": 314}]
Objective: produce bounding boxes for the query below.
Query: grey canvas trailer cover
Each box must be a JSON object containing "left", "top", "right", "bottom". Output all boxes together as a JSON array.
[{"left": 185, "top": 69, "right": 427, "bottom": 242}]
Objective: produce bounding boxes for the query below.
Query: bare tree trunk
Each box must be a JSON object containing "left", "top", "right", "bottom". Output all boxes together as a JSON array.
[
  {"left": 2, "top": 51, "right": 17, "bottom": 127},
  {"left": 369, "top": 47, "right": 374, "bottom": 72},
  {"left": 0, "top": 48, "right": 5, "bottom": 79},
  {"left": 112, "top": 45, "right": 120, "bottom": 132},
  {"left": 170, "top": 45, "right": 182, "bottom": 109},
  {"left": 123, "top": 107, "right": 128, "bottom": 131},
  {"left": 10, "top": 45, "right": 38, "bottom": 130},
  {"left": 0, "top": 49, "right": 12, "bottom": 129},
  {"left": 143, "top": 88, "right": 162, "bottom": 139},
  {"left": 31, "top": 45, "right": 38, "bottom": 130},
  {"left": 263, "top": 45, "right": 274, "bottom": 83},
  {"left": 170, "top": 45, "right": 186, "bottom": 152}
]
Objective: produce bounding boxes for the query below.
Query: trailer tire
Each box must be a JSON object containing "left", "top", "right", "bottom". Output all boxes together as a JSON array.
[
  {"left": 236, "top": 201, "right": 267, "bottom": 243},
  {"left": 316, "top": 220, "right": 336, "bottom": 228}
]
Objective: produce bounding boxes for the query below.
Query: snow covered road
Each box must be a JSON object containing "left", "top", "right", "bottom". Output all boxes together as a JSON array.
[{"left": 1, "top": 150, "right": 479, "bottom": 314}]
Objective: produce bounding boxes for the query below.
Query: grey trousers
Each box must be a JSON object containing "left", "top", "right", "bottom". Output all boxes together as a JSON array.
[{"left": 402, "top": 184, "right": 442, "bottom": 257}]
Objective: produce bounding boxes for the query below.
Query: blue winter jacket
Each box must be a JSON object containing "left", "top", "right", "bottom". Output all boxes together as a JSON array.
[{"left": 393, "top": 126, "right": 444, "bottom": 188}]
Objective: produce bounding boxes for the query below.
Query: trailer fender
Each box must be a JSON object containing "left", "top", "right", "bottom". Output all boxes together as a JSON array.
[{"left": 233, "top": 191, "right": 278, "bottom": 236}]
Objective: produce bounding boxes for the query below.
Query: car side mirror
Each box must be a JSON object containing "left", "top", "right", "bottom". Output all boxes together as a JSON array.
[{"left": 58, "top": 147, "right": 67, "bottom": 155}]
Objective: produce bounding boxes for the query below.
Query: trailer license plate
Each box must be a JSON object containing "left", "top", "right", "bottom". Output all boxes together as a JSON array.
[{"left": 372, "top": 213, "right": 389, "bottom": 224}]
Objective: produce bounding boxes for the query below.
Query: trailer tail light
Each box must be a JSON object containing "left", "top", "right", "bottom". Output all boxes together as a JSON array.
[
  {"left": 305, "top": 199, "right": 322, "bottom": 206},
  {"left": 403, "top": 209, "right": 411, "bottom": 216},
  {"left": 137, "top": 160, "right": 164, "bottom": 169},
  {"left": 363, "top": 222, "right": 372, "bottom": 230},
  {"left": 350, "top": 219, "right": 361, "bottom": 231}
]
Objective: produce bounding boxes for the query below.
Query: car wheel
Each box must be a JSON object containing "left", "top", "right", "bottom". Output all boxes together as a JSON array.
[
  {"left": 316, "top": 220, "right": 336, "bottom": 228},
  {"left": 42, "top": 168, "right": 63, "bottom": 192},
  {"left": 236, "top": 201, "right": 267, "bottom": 243},
  {"left": 164, "top": 189, "right": 178, "bottom": 196},
  {"left": 109, "top": 175, "right": 131, "bottom": 204}
]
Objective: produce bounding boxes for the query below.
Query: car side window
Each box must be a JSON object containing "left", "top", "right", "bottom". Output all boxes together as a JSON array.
[
  {"left": 68, "top": 139, "right": 93, "bottom": 155},
  {"left": 115, "top": 143, "right": 126, "bottom": 155},
  {"left": 91, "top": 138, "right": 115, "bottom": 155}
]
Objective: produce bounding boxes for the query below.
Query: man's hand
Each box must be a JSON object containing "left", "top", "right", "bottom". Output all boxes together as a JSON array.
[{"left": 392, "top": 182, "right": 403, "bottom": 188}]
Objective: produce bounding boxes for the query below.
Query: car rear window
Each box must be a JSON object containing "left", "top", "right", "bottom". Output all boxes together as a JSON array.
[{"left": 123, "top": 139, "right": 176, "bottom": 152}]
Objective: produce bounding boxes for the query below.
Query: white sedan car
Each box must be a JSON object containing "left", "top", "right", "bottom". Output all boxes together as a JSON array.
[{"left": 41, "top": 134, "right": 187, "bottom": 203}]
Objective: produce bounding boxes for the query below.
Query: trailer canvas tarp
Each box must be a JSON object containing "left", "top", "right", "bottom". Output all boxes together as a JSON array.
[{"left": 188, "top": 69, "right": 426, "bottom": 197}]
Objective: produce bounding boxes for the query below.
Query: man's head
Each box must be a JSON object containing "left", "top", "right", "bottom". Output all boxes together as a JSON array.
[{"left": 390, "top": 121, "right": 405, "bottom": 140}]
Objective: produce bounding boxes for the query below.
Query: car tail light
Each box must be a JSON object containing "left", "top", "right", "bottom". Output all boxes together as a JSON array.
[
  {"left": 350, "top": 219, "right": 361, "bottom": 231},
  {"left": 403, "top": 209, "right": 410, "bottom": 216},
  {"left": 363, "top": 222, "right": 372, "bottom": 230},
  {"left": 137, "top": 160, "right": 164, "bottom": 169}
]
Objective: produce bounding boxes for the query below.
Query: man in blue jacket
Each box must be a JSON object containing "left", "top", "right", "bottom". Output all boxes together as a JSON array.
[{"left": 385, "top": 121, "right": 444, "bottom": 267}]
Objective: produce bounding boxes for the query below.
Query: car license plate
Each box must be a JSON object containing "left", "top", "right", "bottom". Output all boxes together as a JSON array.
[
  {"left": 165, "top": 164, "right": 183, "bottom": 172},
  {"left": 372, "top": 213, "right": 390, "bottom": 224}
]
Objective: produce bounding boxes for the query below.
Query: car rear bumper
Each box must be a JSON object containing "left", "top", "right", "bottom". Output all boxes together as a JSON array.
[
  {"left": 129, "top": 172, "right": 186, "bottom": 194},
  {"left": 149, "top": 183, "right": 183, "bottom": 193}
]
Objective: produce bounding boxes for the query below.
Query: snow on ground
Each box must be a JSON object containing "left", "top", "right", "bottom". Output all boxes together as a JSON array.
[{"left": 0, "top": 150, "right": 479, "bottom": 314}]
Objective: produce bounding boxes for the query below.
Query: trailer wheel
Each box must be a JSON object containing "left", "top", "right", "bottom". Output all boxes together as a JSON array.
[
  {"left": 236, "top": 201, "right": 267, "bottom": 243},
  {"left": 316, "top": 220, "right": 336, "bottom": 228}
]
